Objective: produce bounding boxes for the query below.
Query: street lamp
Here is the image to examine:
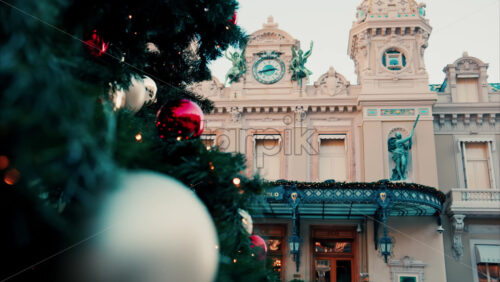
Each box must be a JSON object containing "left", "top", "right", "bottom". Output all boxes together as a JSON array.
[
  {"left": 289, "top": 234, "right": 301, "bottom": 272},
  {"left": 379, "top": 235, "right": 392, "bottom": 263}
]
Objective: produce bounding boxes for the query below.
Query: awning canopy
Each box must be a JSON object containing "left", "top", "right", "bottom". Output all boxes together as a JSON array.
[
  {"left": 476, "top": 245, "right": 500, "bottom": 263},
  {"left": 252, "top": 180, "right": 445, "bottom": 219}
]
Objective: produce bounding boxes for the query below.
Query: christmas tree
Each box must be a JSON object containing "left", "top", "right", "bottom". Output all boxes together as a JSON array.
[{"left": 0, "top": 0, "right": 277, "bottom": 281}]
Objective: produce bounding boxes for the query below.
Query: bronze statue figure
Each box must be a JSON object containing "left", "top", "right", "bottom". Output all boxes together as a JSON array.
[
  {"left": 224, "top": 49, "right": 246, "bottom": 85},
  {"left": 388, "top": 114, "right": 420, "bottom": 181},
  {"left": 290, "top": 41, "right": 313, "bottom": 87}
]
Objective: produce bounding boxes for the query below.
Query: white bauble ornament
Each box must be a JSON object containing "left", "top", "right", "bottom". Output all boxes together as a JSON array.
[
  {"left": 143, "top": 76, "right": 157, "bottom": 105},
  {"left": 124, "top": 76, "right": 147, "bottom": 113},
  {"left": 109, "top": 86, "right": 126, "bottom": 111},
  {"left": 98, "top": 171, "right": 219, "bottom": 282},
  {"left": 238, "top": 208, "right": 253, "bottom": 235}
]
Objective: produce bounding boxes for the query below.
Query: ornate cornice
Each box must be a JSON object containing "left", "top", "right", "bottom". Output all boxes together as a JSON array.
[
  {"left": 433, "top": 103, "right": 500, "bottom": 130},
  {"left": 210, "top": 103, "right": 359, "bottom": 115}
]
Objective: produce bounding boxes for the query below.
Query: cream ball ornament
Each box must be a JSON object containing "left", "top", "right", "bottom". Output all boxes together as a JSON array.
[
  {"left": 97, "top": 171, "right": 219, "bottom": 282},
  {"left": 142, "top": 76, "right": 157, "bottom": 105},
  {"left": 238, "top": 208, "right": 253, "bottom": 235},
  {"left": 124, "top": 76, "right": 147, "bottom": 113},
  {"left": 109, "top": 85, "right": 126, "bottom": 111}
]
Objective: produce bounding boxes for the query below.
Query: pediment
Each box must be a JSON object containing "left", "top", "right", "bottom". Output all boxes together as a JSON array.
[
  {"left": 248, "top": 30, "right": 296, "bottom": 45},
  {"left": 313, "top": 67, "right": 350, "bottom": 96}
]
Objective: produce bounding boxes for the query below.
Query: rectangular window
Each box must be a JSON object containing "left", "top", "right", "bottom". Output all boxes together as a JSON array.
[
  {"left": 461, "top": 141, "right": 495, "bottom": 189},
  {"left": 398, "top": 275, "right": 418, "bottom": 282},
  {"left": 477, "top": 263, "right": 499, "bottom": 282},
  {"left": 475, "top": 244, "right": 500, "bottom": 282},
  {"left": 254, "top": 135, "right": 281, "bottom": 180},
  {"left": 201, "top": 134, "right": 216, "bottom": 149},
  {"left": 456, "top": 78, "right": 479, "bottom": 102},
  {"left": 319, "top": 135, "right": 346, "bottom": 182}
]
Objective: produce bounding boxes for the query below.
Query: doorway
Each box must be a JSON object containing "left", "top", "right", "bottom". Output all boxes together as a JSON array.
[
  {"left": 314, "top": 258, "right": 353, "bottom": 282},
  {"left": 311, "top": 226, "right": 358, "bottom": 282}
]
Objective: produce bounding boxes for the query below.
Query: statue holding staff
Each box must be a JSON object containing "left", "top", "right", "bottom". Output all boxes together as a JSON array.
[{"left": 388, "top": 114, "right": 420, "bottom": 181}]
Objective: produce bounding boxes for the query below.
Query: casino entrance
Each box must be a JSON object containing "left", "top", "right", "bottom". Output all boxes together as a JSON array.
[{"left": 311, "top": 226, "right": 358, "bottom": 282}]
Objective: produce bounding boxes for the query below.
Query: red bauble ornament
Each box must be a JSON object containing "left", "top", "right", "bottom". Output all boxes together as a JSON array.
[
  {"left": 85, "top": 30, "right": 109, "bottom": 57},
  {"left": 250, "top": 235, "right": 268, "bottom": 261},
  {"left": 229, "top": 11, "right": 237, "bottom": 25},
  {"left": 156, "top": 99, "right": 205, "bottom": 140}
]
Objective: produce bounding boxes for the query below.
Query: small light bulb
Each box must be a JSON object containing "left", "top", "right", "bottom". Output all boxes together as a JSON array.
[
  {"left": 135, "top": 133, "right": 143, "bottom": 142},
  {"left": 128, "top": 15, "right": 132, "bottom": 19},
  {"left": 206, "top": 146, "right": 211, "bottom": 150},
  {"left": 4, "top": 168, "right": 20, "bottom": 185},
  {"left": 232, "top": 177, "right": 241, "bottom": 186},
  {"left": 176, "top": 136, "right": 182, "bottom": 141},
  {"left": 233, "top": 259, "right": 237, "bottom": 263}
]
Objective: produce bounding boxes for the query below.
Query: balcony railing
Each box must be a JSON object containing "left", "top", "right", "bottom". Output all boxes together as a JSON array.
[{"left": 448, "top": 189, "right": 500, "bottom": 215}]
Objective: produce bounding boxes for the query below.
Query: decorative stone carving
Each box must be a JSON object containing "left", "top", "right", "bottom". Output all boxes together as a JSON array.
[
  {"left": 416, "top": 29, "right": 430, "bottom": 72},
  {"left": 187, "top": 76, "right": 224, "bottom": 98},
  {"left": 355, "top": 1, "right": 370, "bottom": 23},
  {"left": 293, "top": 106, "right": 307, "bottom": 122},
  {"left": 314, "top": 67, "right": 350, "bottom": 96},
  {"left": 451, "top": 214, "right": 466, "bottom": 260},
  {"left": 247, "top": 16, "right": 295, "bottom": 44},
  {"left": 249, "top": 31, "right": 286, "bottom": 43},
  {"left": 389, "top": 256, "right": 426, "bottom": 282},
  {"left": 457, "top": 60, "right": 479, "bottom": 74},
  {"left": 228, "top": 107, "right": 243, "bottom": 123}
]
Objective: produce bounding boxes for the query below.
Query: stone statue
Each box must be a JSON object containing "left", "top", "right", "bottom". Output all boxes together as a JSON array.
[
  {"left": 388, "top": 114, "right": 420, "bottom": 181},
  {"left": 224, "top": 50, "right": 246, "bottom": 85},
  {"left": 290, "top": 41, "right": 313, "bottom": 87}
]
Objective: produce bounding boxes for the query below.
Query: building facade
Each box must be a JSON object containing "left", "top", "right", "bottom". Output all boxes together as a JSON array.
[
  {"left": 432, "top": 54, "right": 500, "bottom": 282},
  {"left": 189, "top": 1, "right": 499, "bottom": 281}
]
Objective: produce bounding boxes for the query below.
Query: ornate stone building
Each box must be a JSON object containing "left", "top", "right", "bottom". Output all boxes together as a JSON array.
[
  {"left": 432, "top": 53, "right": 500, "bottom": 282},
  {"left": 189, "top": 1, "right": 499, "bottom": 281}
]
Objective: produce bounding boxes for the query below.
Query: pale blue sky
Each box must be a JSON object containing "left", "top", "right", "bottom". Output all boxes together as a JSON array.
[{"left": 209, "top": 0, "right": 500, "bottom": 85}]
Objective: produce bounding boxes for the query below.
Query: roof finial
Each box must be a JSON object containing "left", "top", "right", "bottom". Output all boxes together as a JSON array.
[
  {"left": 462, "top": 51, "right": 469, "bottom": 57},
  {"left": 263, "top": 15, "right": 278, "bottom": 28}
]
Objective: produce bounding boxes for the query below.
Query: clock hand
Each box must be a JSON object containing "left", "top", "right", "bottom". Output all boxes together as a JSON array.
[{"left": 258, "top": 67, "right": 277, "bottom": 73}]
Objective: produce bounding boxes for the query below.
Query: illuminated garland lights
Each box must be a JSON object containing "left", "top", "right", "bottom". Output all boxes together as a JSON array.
[{"left": 265, "top": 179, "right": 446, "bottom": 203}]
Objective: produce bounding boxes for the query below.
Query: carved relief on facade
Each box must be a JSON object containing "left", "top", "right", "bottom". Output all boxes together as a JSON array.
[
  {"left": 313, "top": 67, "right": 350, "bottom": 96},
  {"left": 350, "top": 31, "right": 371, "bottom": 75},
  {"left": 249, "top": 32, "right": 287, "bottom": 43},
  {"left": 247, "top": 17, "right": 295, "bottom": 45},
  {"left": 370, "top": 0, "right": 417, "bottom": 14},
  {"left": 451, "top": 214, "right": 466, "bottom": 260},
  {"left": 416, "top": 29, "right": 430, "bottom": 73},
  {"left": 455, "top": 57, "right": 480, "bottom": 75},
  {"left": 355, "top": 0, "right": 370, "bottom": 23},
  {"left": 187, "top": 76, "right": 224, "bottom": 98},
  {"left": 293, "top": 106, "right": 307, "bottom": 122},
  {"left": 228, "top": 106, "right": 243, "bottom": 123}
]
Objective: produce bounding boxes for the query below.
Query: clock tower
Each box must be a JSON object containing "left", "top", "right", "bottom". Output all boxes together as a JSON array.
[
  {"left": 348, "top": 0, "right": 439, "bottom": 186},
  {"left": 235, "top": 16, "right": 302, "bottom": 97}
]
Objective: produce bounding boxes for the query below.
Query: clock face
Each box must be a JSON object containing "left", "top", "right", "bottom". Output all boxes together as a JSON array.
[{"left": 252, "top": 57, "right": 285, "bottom": 84}]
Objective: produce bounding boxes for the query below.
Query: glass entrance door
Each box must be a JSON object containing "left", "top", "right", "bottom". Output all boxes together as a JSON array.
[{"left": 314, "top": 258, "right": 353, "bottom": 282}]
